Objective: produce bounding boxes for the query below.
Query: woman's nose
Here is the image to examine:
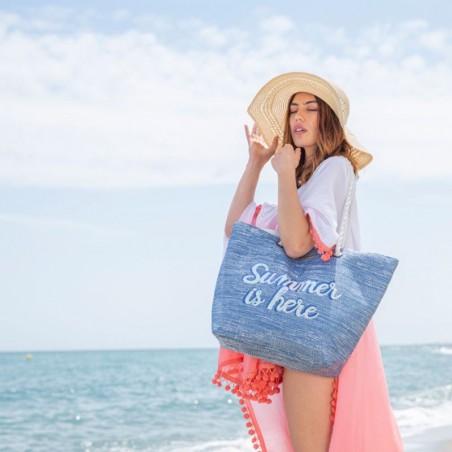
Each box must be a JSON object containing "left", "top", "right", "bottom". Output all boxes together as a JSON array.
[{"left": 295, "top": 112, "right": 304, "bottom": 121}]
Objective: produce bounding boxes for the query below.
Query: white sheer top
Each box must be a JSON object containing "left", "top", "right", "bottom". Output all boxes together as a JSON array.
[{"left": 223, "top": 156, "right": 361, "bottom": 259}]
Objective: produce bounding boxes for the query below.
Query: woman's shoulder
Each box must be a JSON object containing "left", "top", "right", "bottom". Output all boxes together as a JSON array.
[
  {"left": 300, "top": 156, "right": 353, "bottom": 193},
  {"left": 318, "top": 155, "right": 353, "bottom": 170},
  {"left": 311, "top": 155, "right": 353, "bottom": 180}
]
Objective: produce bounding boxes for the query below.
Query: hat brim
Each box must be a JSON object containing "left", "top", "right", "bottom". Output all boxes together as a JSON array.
[
  {"left": 344, "top": 126, "right": 373, "bottom": 171},
  {"left": 247, "top": 72, "right": 373, "bottom": 171}
]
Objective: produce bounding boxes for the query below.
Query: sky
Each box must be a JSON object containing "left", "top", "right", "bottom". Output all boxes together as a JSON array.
[{"left": 0, "top": 0, "right": 451, "bottom": 351}]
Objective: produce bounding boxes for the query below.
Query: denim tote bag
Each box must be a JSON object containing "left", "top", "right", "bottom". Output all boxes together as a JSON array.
[{"left": 211, "top": 175, "right": 399, "bottom": 378}]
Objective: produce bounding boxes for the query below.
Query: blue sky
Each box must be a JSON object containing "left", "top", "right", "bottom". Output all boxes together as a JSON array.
[{"left": 0, "top": 1, "right": 451, "bottom": 351}]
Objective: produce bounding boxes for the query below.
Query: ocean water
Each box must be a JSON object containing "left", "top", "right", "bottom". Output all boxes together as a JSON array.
[{"left": 0, "top": 345, "right": 451, "bottom": 451}]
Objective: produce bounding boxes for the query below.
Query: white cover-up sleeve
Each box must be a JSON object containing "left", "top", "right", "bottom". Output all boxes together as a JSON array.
[
  {"left": 299, "top": 156, "right": 354, "bottom": 261},
  {"left": 222, "top": 200, "right": 257, "bottom": 259}
]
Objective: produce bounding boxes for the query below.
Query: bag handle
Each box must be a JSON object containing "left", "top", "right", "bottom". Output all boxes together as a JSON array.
[
  {"left": 333, "top": 172, "right": 357, "bottom": 257},
  {"left": 251, "top": 204, "right": 262, "bottom": 227}
]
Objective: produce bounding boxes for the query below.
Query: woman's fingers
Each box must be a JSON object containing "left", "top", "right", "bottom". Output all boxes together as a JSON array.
[
  {"left": 245, "top": 125, "right": 280, "bottom": 154},
  {"left": 253, "top": 123, "right": 264, "bottom": 139},
  {"left": 244, "top": 124, "right": 250, "bottom": 143},
  {"left": 245, "top": 123, "right": 260, "bottom": 142},
  {"left": 270, "top": 135, "right": 279, "bottom": 151}
]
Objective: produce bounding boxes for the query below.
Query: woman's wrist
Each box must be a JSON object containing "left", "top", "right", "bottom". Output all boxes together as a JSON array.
[
  {"left": 277, "top": 167, "right": 297, "bottom": 181},
  {"left": 246, "top": 157, "right": 265, "bottom": 173}
]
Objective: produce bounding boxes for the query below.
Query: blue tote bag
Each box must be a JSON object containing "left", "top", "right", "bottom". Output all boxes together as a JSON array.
[{"left": 211, "top": 174, "right": 399, "bottom": 378}]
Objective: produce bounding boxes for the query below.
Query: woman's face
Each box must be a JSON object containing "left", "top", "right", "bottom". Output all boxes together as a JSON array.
[{"left": 289, "top": 92, "right": 319, "bottom": 155}]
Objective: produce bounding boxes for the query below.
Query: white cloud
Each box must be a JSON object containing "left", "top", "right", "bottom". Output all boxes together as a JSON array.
[
  {"left": 0, "top": 213, "right": 138, "bottom": 238},
  {"left": 419, "top": 29, "right": 450, "bottom": 53},
  {"left": 112, "top": 9, "right": 130, "bottom": 22},
  {"left": 0, "top": 10, "right": 450, "bottom": 188},
  {"left": 260, "top": 15, "right": 294, "bottom": 33}
]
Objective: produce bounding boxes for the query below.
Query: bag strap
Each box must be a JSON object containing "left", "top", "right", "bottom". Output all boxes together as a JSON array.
[
  {"left": 251, "top": 204, "right": 262, "bottom": 226},
  {"left": 333, "top": 172, "right": 357, "bottom": 257}
]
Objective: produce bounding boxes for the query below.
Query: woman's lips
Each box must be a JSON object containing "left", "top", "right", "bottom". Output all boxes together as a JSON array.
[{"left": 293, "top": 127, "right": 307, "bottom": 135}]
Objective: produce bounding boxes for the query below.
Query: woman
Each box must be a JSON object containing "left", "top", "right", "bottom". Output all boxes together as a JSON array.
[{"left": 211, "top": 72, "right": 403, "bottom": 451}]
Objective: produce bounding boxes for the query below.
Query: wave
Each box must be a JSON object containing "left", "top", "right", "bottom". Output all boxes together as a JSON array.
[
  {"left": 396, "top": 383, "right": 452, "bottom": 407},
  {"left": 396, "top": 402, "right": 452, "bottom": 438},
  {"left": 162, "top": 437, "right": 254, "bottom": 452},
  {"left": 434, "top": 346, "right": 452, "bottom": 355},
  {"left": 394, "top": 384, "right": 452, "bottom": 437}
]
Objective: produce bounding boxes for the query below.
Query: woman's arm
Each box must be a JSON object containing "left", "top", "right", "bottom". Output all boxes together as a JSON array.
[
  {"left": 225, "top": 124, "right": 279, "bottom": 238},
  {"left": 224, "top": 158, "right": 263, "bottom": 238},
  {"left": 277, "top": 170, "right": 314, "bottom": 258},
  {"left": 271, "top": 144, "right": 314, "bottom": 258}
]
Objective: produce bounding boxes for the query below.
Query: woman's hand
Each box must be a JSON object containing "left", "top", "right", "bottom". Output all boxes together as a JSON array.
[
  {"left": 245, "top": 123, "right": 279, "bottom": 168},
  {"left": 271, "top": 144, "right": 301, "bottom": 176}
]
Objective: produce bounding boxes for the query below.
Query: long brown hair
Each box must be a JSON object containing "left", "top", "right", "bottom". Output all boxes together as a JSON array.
[{"left": 282, "top": 93, "right": 359, "bottom": 188}]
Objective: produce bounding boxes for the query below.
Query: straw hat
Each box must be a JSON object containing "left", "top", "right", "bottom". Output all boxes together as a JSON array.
[{"left": 247, "top": 72, "right": 373, "bottom": 170}]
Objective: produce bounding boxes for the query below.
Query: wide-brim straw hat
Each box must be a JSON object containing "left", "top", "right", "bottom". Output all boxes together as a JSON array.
[{"left": 247, "top": 72, "right": 373, "bottom": 170}]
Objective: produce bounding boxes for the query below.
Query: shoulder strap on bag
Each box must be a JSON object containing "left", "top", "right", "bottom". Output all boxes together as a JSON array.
[
  {"left": 333, "top": 173, "right": 357, "bottom": 257},
  {"left": 251, "top": 204, "right": 262, "bottom": 227}
]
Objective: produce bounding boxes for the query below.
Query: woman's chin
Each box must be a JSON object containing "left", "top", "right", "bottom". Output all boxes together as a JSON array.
[{"left": 293, "top": 139, "right": 307, "bottom": 148}]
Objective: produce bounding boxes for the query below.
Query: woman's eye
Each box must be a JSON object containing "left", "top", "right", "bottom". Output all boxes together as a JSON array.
[{"left": 290, "top": 109, "right": 318, "bottom": 114}]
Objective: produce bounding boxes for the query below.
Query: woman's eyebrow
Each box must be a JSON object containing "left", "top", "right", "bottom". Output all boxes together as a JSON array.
[{"left": 290, "top": 100, "right": 318, "bottom": 107}]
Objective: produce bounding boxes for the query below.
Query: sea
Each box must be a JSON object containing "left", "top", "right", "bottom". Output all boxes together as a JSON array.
[{"left": 0, "top": 344, "right": 451, "bottom": 451}]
